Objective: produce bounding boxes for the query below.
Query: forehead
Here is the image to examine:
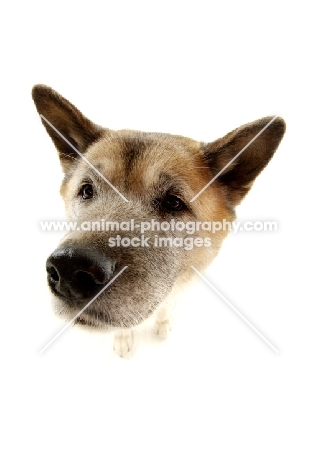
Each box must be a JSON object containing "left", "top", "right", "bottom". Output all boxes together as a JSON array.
[{"left": 72, "top": 129, "right": 208, "bottom": 194}]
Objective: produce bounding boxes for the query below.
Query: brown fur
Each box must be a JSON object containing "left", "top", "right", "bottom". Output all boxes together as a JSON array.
[{"left": 32, "top": 84, "right": 286, "bottom": 355}]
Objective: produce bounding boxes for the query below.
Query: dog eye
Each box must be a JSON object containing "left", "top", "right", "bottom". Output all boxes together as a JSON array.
[
  {"left": 80, "top": 184, "right": 94, "bottom": 200},
  {"left": 162, "top": 194, "right": 185, "bottom": 212}
]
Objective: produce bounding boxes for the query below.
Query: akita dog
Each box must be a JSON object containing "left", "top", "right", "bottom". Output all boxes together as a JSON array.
[{"left": 32, "top": 85, "right": 285, "bottom": 356}]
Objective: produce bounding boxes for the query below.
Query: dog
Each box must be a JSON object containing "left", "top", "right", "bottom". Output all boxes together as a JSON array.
[{"left": 32, "top": 85, "right": 285, "bottom": 356}]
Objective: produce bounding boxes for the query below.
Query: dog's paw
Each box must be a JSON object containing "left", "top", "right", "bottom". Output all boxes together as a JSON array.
[
  {"left": 154, "top": 319, "right": 171, "bottom": 340},
  {"left": 113, "top": 330, "right": 133, "bottom": 357}
]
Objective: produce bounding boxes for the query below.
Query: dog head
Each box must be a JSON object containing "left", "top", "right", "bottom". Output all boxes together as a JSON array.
[{"left": 33, "top": 85, "right": 285, "bottom": 329}]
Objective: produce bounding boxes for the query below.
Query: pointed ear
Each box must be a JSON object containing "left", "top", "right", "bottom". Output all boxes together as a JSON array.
[
  {"left": 204, "top": 116, "right": 286, "bottom": 206},
  {"left": 32, "top": 85, "right": 104, "bottom": 172}
]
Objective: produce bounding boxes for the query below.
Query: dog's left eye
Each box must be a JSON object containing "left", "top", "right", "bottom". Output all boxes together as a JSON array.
[
  {"left": 161, "top": 194, "right": 186, "bottom": 212},
  {"left": 80, "top": 184, "right": 94, "bottom": 200}
]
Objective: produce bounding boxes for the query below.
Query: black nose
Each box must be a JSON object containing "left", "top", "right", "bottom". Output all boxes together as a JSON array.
[{"left": 46, "top": 246, "right": 116, "bottom": 301}]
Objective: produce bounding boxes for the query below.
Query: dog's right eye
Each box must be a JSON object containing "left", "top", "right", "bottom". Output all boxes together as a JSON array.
[
  {"left": 80, "top": 184, "right": 94, "bottom": 200},
  {"left": 161, "top": 193, "right": 186, "bottom": 213}
]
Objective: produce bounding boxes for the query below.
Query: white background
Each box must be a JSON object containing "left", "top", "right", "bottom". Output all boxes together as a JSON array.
[{"left": 1, "top": 1, "right": 310, "bottom": 467}]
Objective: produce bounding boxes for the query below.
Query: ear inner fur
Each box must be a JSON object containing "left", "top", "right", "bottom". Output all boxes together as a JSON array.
[
  {"left": 32, "top": 84, "right": 104, "bottom": 172},
  {"left": 203, "top": 117, "right": 286, "bottom": 206}
]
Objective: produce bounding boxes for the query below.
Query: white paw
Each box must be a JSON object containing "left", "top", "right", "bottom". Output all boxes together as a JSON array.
[
  {"left": 113, "top": 330, "right": 133, "bottom": 357},
  {"left": 154, "top": 319, "right": 171, "bottom": 340}
]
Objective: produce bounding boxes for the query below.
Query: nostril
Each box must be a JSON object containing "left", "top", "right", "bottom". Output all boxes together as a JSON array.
[
  {"left": 47, "top": 266, "right": 59, "bottom": 282},
  {"left": 75, "top": 271, "right": 97, "bottom": 287},
  {"left": 75, "top": 265, "right": 109, "bottom": 285}
]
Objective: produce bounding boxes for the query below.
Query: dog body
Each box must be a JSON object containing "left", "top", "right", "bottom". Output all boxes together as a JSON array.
[{"left": 33, "top": 85, "right": 285, "bottom": 356}]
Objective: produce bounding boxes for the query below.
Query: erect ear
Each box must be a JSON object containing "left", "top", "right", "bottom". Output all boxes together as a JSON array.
[
  {"left": 32, "top": 84, "right": 104, "bottom": 172},
  {"left": 203, "top": 116, "right": 286, "bottom": 206}
]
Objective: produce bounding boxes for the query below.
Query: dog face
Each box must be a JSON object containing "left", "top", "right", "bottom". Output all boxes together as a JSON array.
[{"left": 33, "top": 85, "right": 285, "bottom": 331}]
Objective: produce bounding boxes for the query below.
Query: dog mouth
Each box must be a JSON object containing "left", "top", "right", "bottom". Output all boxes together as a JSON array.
[
  {"left": 53, "top": 295, "right": 155, "bottom": 330},
  {"left": 73, "top": 308, "right": 145, "bottom": 329}
]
